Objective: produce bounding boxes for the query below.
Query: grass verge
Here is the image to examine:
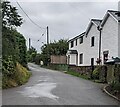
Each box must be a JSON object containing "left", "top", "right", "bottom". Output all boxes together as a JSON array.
[
  {"left": 2, "top": 62, "right": 32, "bottom": 89},
  {"left": 65, "top": 70, "right": 90, "bottom": 80}
]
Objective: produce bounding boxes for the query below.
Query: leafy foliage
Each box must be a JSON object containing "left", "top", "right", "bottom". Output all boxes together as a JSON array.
[
  {"left": 15, "top": 31, "right": 27, "bottom": 67},
  {"left": 40, "top": 39, "right": 69, "bottom": 65},
  {"left": 2, "top": 55, "right": 15, "bottom": 77},
  {"left": 27, "top": 46, "right": 37, "bottom": 62},
  {"left": 92, "top": 66, "right": 100, "bottom": 80},
  {"left": 2, "top": 1, "right": 30, "bottom": 89},
  {"left": 2, "top": 1, "right": 23, "bottom": 28}
]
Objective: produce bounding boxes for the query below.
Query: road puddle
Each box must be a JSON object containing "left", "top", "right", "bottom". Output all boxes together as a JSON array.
[{"left": 18, "top": 76, "right": 59, "bottom": 100}]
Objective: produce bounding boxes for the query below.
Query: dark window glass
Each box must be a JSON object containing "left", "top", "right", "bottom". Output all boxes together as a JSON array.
[
  {"left": 91, "top": 58, "right": 94, "bottom": 66},
  {"left": 80, "top": 53, "right": 83, "bottom": 64},
  {"left": 80, "top": 36, "right": 83, "bottom": 44},
  {"left": 71, "top": 41, "right": 74, "bottom": 48},
  {"left": 76, "top": 39, "right": 77, "bottom": 46},
  {"left": 91, "top": 36, "right": 94, "bottom": 47}
]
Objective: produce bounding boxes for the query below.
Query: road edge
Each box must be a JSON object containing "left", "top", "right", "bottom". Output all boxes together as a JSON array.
[{"left": 103, "top": 85, "right": 120, "bottom": 102}]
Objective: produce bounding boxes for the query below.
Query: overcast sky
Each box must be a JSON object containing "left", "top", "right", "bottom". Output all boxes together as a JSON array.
[{"left": 9, "top": 0, "right": 119, "bottom": 52}]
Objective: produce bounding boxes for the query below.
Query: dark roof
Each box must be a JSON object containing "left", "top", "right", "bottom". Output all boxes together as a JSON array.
[
  {"left": 68, "top": 32, "right": 85, "bottom": 42},
  {"left": 67, "top": 50, "right": 78, "bottom": 54},
  {"left": 108, "top": 10, "right": 119, "bottom": 20},
  {"left": 91, "top": 19, "right": 102, "bottom": 26}
]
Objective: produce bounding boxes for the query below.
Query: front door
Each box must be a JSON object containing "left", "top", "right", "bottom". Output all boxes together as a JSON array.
[
  {"left": 91, "top": 58, "right": 94, "bottom": 79},
  {"left": 67, "top": 55, "right": 70, "bottom": 65},
  {"left": 76, "top": 54, "right": 78, "bottom": 66},
  {"left": 91, "top": 58, "right": 94, "bottom": 66}
]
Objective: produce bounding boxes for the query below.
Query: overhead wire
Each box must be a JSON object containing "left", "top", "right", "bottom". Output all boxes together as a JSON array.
[
  {"left": 37, "top": 28, "right": 47, "bottom": 42},
  {"left": 16, "top": 1, "right": 46, "bottom": 30},
  {"left": 15, "top": 1, "right": 47, "bottom": 45}
]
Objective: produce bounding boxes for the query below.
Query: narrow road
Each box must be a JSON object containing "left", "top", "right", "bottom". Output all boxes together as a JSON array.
[{"left": 3, "top": 63, "right": 119, "bottom": 105}]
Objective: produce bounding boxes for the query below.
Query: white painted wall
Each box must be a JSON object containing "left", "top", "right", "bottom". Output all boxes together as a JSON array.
[
  {"left": 68, "top": 14, "right": 119, "bottom": 66},
  {"left": 78, "top": 24, "right": 99, "bottom": 66},
  {"left": 118, "top": 22, "right": 120, "bottom": 57},
  {"left": 68, "top": 24, "right": 99, "bottom": 66},
  {"left": 101, "top": 15, "right": 118, "bottom": 64}
]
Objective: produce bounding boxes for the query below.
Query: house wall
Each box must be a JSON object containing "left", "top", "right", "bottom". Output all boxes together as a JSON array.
[
  {"left": 68, "top": 24, "right": 99, "bottom": 66},
  {"left": 78, "top": 24, "right": 99, "bottom": 66},
  {"left": 118, "top": 22, "right": 120, "bottom": 57},
  {"left": 101, "top": 15, "right": 118, "bottom": 64},
  {"left": 68, "top": 13, "right": 119, "bottom": 67}
]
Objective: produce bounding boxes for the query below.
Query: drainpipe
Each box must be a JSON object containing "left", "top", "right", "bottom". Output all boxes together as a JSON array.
[{"left": 97, "top": 26, "right": 102, "bottom": 65}]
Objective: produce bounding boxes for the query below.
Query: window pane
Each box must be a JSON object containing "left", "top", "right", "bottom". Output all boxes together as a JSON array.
[
  {"left": 76, "top": 39, "right": 77, "bottom": 46},
  {"left": 80, "top": 36, "right": 83, "bottom": 44},
  {"left": 91, "top": 36, "right": 94, "bottom": 46},
  {"left": 71, "top": 41, "right": 74, "bottom": 48},
  {"left": 80, "top": 53, "right": 83, "bottom": 64}
]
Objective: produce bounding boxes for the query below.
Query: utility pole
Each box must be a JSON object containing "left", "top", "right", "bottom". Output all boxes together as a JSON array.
[
  {"left": 46, "top": 26, "right": 50, "bottom": 65},
  {"left": 29, "top": 38, "right": 31, "bottom": 50},
  {"left": 47, "top": 26, "right": 49, "bottom": 44}
]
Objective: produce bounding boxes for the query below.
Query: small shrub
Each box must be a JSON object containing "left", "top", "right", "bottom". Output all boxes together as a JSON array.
[
  {"left": 111, "top": 81, "right": 120, "bottom": 92},
  {"left": 113, "top": 82, "right": 120, "bottom": 91},
  {"left": 92, "top": 66, "right": 101, "bottom": 80}
]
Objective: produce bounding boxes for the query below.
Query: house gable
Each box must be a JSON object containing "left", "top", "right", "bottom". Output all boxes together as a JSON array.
[
  {"left": 85, "top": 19, "right": 102, "bottom": 36},
  {"left": 101, "top": 10, "right": 119, "bottom": 27}
]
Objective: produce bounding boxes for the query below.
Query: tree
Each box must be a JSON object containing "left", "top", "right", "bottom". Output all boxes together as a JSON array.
[
  {"left": 2, "top": 1, "right": 31, "bottom": 89},
  {"left": 2, "top": 1, "right": 23, "bottom": 28},
  {"left": 15, "top": 30, "right": 27, "bottom": 67},
  {"left": 40, "top": 39, "right": 69, "bottom": 65},
  {"left": 27, "top": 46, "right": 37, "bottom": 62}
]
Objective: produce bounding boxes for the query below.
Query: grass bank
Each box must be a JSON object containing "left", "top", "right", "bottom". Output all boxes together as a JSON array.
[
  {"left": 65, "top": 70, "right": 90, "bottom": 80},
  {"left": 2, "top": 62, "right": 32, "bottom": 89},
  {"left": 42, "top": 65, "right": 90, "bottom": 81}
]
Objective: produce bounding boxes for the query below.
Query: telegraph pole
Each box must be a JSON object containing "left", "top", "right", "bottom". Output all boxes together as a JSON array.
[
  {"left": 29, "top": 38, "right": 31, "bottom": 50},
  {"left": 46, "top": 26, "right": 50, "bottom": 65},
  {"left": 47, "top": 26, "right": 49, "bottom": 44}
]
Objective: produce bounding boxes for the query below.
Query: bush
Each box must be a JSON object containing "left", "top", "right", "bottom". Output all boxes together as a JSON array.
[
  {"left": 2, "top": 62, "right": 31, "bottom": 89},
  {"left": 111, "top": 81, "right": 120, "bottom": 92},
  {"left": 2, "top": 55, "right": 16, "bottom": 77},
  {"left": 113, "top": 82, "right": 120, "bottom": 91},
  {"left": 92, "top": 66, "right": 101, "bottom": 80}
]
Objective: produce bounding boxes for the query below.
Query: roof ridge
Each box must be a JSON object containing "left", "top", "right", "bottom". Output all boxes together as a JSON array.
[
  {"left": 68, "top": 32, "right": 85, "bottom": 42},
  {"left": 91, "top": 19, "right": 102, "bottom": 21},
  {"left": 107, "top": 10, "right": 119, "bottom": 12}
]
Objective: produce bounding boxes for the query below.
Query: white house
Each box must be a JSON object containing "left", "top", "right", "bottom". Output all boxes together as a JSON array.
[{"left": 67, "top": 10, "right": 120, "bottom": 66}]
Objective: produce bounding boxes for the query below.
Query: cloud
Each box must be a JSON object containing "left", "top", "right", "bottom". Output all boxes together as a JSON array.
[
  {"left": 9, "top": 1, "right": 118, "bottom": 52},
  {"left": 9, "top": 0, "right": 119, "bottom": 2}
]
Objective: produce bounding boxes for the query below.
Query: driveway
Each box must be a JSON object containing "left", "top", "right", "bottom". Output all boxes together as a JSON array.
[{"left": 2, "top": 63, "right": 119, "bottom": 105}]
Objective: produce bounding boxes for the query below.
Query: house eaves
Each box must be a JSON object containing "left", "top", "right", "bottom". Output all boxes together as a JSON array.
[
  {"left": 67, "top": 50, "right": 78, "bottom": 54},
  {"left": 85, "top": 19, "right": 102, "bottom": 36},
  {"left": 68, "top": 32, "right": 85, "bottom": 43}
]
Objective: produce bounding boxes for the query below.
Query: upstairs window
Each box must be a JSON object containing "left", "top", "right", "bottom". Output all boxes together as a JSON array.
[
  {"left": 91, "top": 36, "right": 95, "bottom": 47},
  {"left": 80, "top": 36, "right": 83, "bottom": 44},
  {"left": 76, "top": 39, "right": 77, "bottom": 46},
  {"left": 79, "top": 53, "right": 83, "bottom": 64},
  {"left": 71, "top": 41, "right": 74, "bottom": 48}
]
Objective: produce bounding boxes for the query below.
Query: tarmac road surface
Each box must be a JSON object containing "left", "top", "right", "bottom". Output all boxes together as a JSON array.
[{"left": 2, "top": 63, "right": 120, "bottom": 105}]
